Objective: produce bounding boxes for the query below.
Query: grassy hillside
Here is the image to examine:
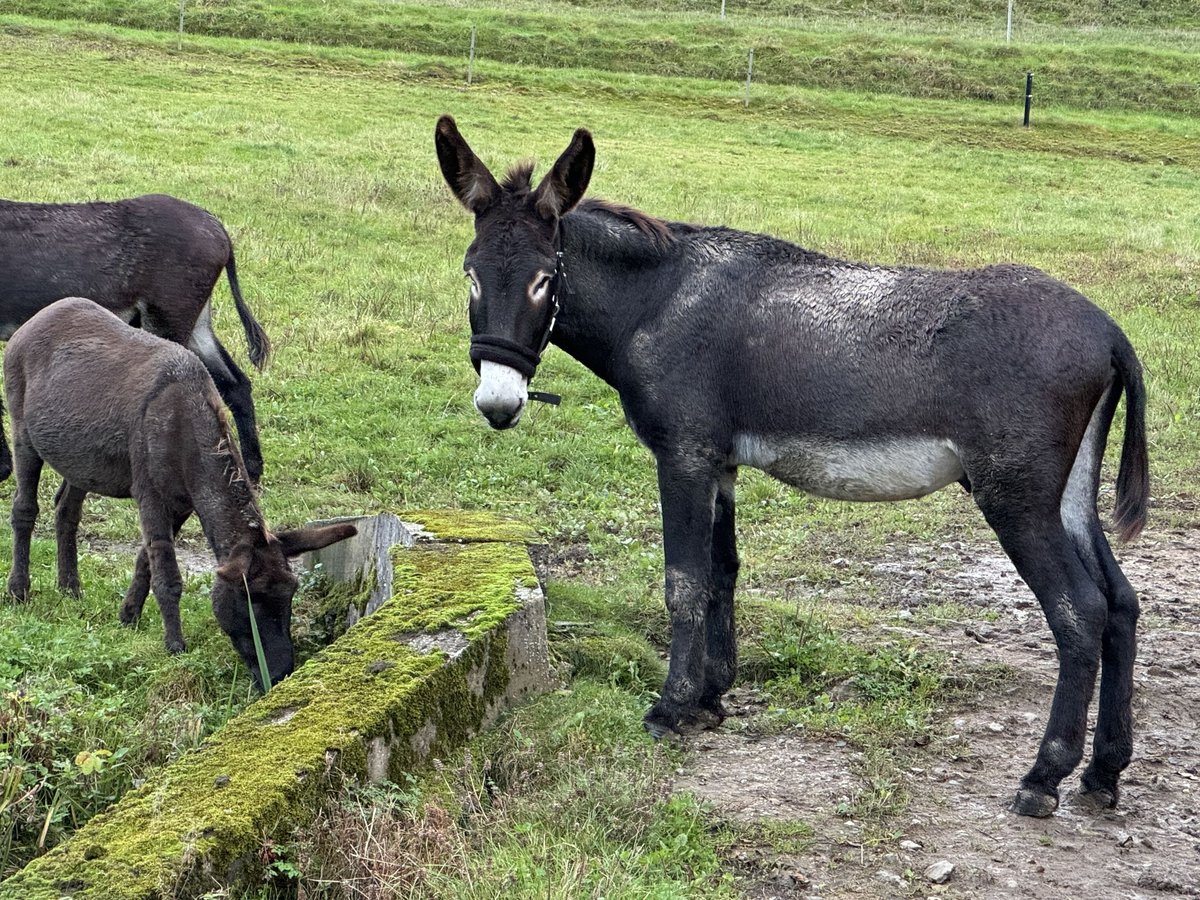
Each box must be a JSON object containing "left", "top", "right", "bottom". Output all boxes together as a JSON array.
[
  {"left": 0, "top": 11, "right": 1196, "bottom": 894},
  {"left": 5, "top": 0, "right": 1200, "bottom": 116}
]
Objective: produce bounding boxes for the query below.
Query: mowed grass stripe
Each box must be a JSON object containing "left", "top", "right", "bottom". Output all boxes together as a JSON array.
[{"left": 4, "top": 0, "right": 1200, "bottom": 117}]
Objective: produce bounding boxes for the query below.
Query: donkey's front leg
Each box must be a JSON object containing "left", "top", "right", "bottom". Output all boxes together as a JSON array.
[
  {"left": 54, "top": 483, "right": 88, "bottom": 597},
  {"left": 699, "top": 469, "right": 739, "bottom": 723},
  {"left": 645, "top": 457, "right": 720, "bottom": 738},
  {"left": 139, "top": 503, "right": 187, "bottom": 654}
]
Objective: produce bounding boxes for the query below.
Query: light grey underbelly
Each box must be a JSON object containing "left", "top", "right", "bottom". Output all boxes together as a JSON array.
[{"left": 733, "top": 433, "right": 965, "bottom": 502}]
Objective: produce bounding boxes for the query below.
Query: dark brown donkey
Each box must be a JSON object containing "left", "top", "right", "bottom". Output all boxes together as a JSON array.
[
  {"left": 0, "top": 194, "right": 271, "bottom": 482},
  {"left": 436, "top": 116, "right": 1149, "bottom": 818},
  {"left": 2, "top": 298, "right": 354, "bottom": 690}
]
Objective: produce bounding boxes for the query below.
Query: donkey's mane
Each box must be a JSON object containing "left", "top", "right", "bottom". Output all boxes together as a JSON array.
[
  {"left": 577, "top": 199, "right": 681, "bottom": 251},
  {"left": 501, "top": 162, "right": 681, "bottom": 251},
  {"left": 206, "top": 394, "right": 263, "bottom": 527}
]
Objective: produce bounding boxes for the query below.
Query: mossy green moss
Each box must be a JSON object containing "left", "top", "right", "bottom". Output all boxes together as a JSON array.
[
  {"left": 390, "top": 541, "right": 540, "bottom": 640},
  {"left": 398, "top": 508, "right": 539, "bottom": 545},
  {"left": 0, "top": 535, "right": 541, "bottom": 899}
]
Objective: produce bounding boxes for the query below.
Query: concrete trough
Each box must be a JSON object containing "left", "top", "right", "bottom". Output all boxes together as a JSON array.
[{"left": 0, "top": 511, "right": 550, "bottom": 900}]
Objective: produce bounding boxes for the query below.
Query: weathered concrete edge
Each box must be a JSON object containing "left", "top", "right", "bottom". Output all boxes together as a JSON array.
[{"left": 0, "top": 519, "right": 550, "bottom": 900}]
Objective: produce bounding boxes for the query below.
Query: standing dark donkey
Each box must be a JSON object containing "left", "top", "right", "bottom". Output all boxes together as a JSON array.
[
  {"left": 435, "top": 116, "right": 1150, "bottom": 818},
  {"left": 1, "top": 298, "right": 354, "bottom": 690},
  {"left": 0, "top": 194, "right": 271, "bottom": 483}
]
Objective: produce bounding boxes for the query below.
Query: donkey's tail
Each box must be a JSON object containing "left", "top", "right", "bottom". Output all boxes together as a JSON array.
[
  {"left": 1112, "top": 336, "right": 1149, "bottom": 542},
  {"left": 226, "top": 247, "right": 272, "bottom": 371}
]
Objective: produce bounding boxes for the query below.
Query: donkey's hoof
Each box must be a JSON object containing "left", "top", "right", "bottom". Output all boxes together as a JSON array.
[
  {"left": 1077, "top": 785, "right": 1119, "bottom": 811},
  {"left": 7, "top": 580, "right": 30, "bottom": 602},
  {"left": 1011, "top": 787, "right": 1058, "bottom": 818},
  {"left": 165, "top": 638, "right": 186, "bottom": 655},
  {"left": 59, "top": 580, "right": 82, "bottom": 598},
  {"left": 1079, "top": 768, "right": 1120, "bottom": 809},
  {"left": 699, "top": 696, "right": 730, "bottom": 725},
  {"left": 643, "top": 719, "right": 674, "bottom": 741}
]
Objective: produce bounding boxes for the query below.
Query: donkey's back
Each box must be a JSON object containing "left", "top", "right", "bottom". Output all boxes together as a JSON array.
[
  {"left": 0, "top": 195, "right": 230, "bottom": 338},
  {"left": 4, "top": 297, "right": 214, "bottom": 498}
]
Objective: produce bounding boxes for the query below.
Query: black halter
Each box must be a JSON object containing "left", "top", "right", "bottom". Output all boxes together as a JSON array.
[{"left": 469, "top": 238, "right": 564, "bottom": 406}]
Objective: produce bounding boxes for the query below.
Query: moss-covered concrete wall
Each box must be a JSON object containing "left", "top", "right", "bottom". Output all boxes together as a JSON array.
[{"left": 0, "top": 511, "right": 549, "bottom": 900}]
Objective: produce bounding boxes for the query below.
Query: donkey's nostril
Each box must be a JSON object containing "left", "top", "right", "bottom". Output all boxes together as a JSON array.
[{"left": 482, "top": 402, "right": 524, "bottom": 430}]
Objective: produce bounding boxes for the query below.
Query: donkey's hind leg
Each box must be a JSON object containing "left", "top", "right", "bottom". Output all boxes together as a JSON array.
[
  {"left": 975, "top": 486, "right": 1108, "bottom": 817},
  {"left": 186, "top": 304, "right": 263, "bottom": 485},
  {"left": 7, "top": 431, "right": 43, "bottom": 600},
  {"left": 699, "top": 469, "right": 739, "bottom": 724},
  {"left": 54, "top": 483, "right": 88, "bottom": 597},
  {"left": 1056, "top": 385, "right": 1139, "bottom": 808},
  {"left": 1076, "top": 518, "right": 1139, "bottom": 808}
]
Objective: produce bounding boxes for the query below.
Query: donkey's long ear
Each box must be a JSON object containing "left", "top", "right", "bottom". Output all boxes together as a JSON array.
[
  {"left": 532, "top": 128, "right": 595, "bottom": 221},
  {"left": 274, "top": 522, "right": 358, "bottom": 558},
  {"left": 436, "top": 115, "right": 501, "bottom": 214}
]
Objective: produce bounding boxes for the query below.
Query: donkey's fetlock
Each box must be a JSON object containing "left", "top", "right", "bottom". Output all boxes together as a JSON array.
[{"left": 58, "top": 575, "right": 82, "bottom": 598}]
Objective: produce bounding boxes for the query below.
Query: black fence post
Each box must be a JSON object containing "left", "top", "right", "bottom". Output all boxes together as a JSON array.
[{"left": 1023, "top": 72, "right": 1033, "bottom": 127}]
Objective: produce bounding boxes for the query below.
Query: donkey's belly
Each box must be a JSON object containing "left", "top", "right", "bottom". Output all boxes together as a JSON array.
[{"left": 733, "top": 434, "right": 964, "bottom": 502}]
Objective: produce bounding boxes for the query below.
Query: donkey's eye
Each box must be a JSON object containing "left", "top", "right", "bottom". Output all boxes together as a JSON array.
[{"left": 530, "top": 274, "right": 552, "bottom": 302}]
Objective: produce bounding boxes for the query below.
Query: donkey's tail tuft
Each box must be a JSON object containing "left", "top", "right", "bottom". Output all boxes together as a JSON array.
[
  {"left": 226, "top": 247, "right": 272, "bottom": 371},
  {"left": 1112, "top": 336, "right": 1149, "bottom": 542}
]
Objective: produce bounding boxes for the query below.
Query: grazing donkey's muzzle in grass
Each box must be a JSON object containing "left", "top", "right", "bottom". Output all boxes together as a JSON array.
[
  {"left": 435, "top": 117, "right": 1152, "bottom": 820},
  {"left": 212, "top": 523, "right": 359, "bottom": 691},
  {"left": 1, "top": 298, "right": 355, "bottom": 691},
  {"left": 436, "top": 115, "right": 587, "bottom": 429}
]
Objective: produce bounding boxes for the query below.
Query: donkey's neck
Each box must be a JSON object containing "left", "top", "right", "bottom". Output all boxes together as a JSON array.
[
  {"left": 551, "top": 206, "right": 685, "bottom": 388},
  {"left": 185, "top": 404, "right": 265, "bottom": 563}
]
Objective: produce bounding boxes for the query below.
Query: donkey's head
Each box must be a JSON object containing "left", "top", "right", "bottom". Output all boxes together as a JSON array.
[
  {"left": 211, "top": 522, "right": 357, "bottom": 691},
  {"left": 435, "top": 115, "right": 594, "bottom": 429}
]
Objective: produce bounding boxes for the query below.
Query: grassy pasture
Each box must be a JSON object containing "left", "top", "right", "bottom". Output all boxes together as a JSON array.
[
  {"left": 6, "top": 0, "right": 1200, "bottom": 116},
  {"left": 0, "top": 6, "right": 1196, "bottom": 895}
]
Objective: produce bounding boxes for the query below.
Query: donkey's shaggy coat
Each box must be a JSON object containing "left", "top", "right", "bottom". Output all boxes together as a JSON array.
[{"left": 2, "top": 298, "right": 353, "bottom": 689}]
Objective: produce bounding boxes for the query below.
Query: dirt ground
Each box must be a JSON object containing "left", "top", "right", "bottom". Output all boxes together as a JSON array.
[{"left": 674, "top": 527, "right": 1200, "bottom": 899}]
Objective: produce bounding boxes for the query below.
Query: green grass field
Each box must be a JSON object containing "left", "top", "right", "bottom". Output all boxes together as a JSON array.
[{"left": 0, "top": 1, "right": 1197, "bottom": 894}]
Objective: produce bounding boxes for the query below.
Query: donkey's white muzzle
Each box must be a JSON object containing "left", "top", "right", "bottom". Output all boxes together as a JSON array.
[{"left": 474, "top": 361, "right": 528, "bottom": 429}]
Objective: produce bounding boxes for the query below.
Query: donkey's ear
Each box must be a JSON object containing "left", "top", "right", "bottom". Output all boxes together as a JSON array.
[
  {"left": 532, "top": 128, "right": 595, "bottom": 221},
  {"left": 435, "top": 115, "right": 501, "bottom": 214},
  {"left": 274, "top": 522, "right": 358, "bottom": 558}
]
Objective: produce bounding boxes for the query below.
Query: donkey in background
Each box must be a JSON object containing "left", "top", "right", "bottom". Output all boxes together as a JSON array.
[
  {"left": 435, "top": 116, "right": 1149, "bottom": 818},
  {"left": 0, "top": 194, "right": 271, "bottom": 483},
  {"left": 2, "top": 297, "right": 354, "bottom": 690}
]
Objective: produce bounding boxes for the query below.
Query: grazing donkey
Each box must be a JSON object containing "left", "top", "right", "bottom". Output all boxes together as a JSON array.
[
  {"left": 2, "top": 298, "right": 355, "bottom": 690},
  {"left": 435, "top": 116, "right": 1150, "bottom": 818},
  {"left": 0, "top": 194, "right": 271, "bottom": 483}
]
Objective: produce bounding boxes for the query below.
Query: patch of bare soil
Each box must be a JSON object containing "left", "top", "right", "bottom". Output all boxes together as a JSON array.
[
  {"left": 89, "top": 535, "right": 213, "bottom": 579},
  {"left": 674, "top": 528, "right": 1200, "bottom": 899}
]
